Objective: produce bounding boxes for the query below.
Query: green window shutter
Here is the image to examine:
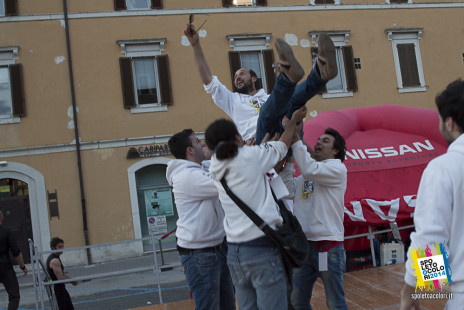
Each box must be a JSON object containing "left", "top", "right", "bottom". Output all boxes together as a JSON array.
[
  {"left": 119, "top": 57, "right": 136, "bottom": 108},
  {"left": 262, "top": 49, "right": 275, "bottom": 94},
  {"left": 114, "top": 0, "right": 126, "bottom": 11},
  {"left": 5, "top": 0, "right": 18, "bottom": 16},
  {"left": 157, "top": 55, "right": 173, "bottom": 105},
  {"left": 10, "top": 64, "right": 25, "bottom": 116},
  {"left": 228, "top": 51, "right": 241, "bottom": 91},
  {"left": 397, "top": 43, "right": 420, "bottom": 87},
  {"left": 342, "top": 45, "right": 358, "bottom": 92},
  {"left": 151, "top": 0, "right": 163, "bottom": 9}
]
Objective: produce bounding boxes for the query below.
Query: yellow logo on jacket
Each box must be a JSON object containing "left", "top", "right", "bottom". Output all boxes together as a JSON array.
[{"left": 301, "top": 181, "right": 314, "bottom": 200}]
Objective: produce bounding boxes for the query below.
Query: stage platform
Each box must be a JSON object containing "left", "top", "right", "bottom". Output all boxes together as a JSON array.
[{"left": 133, "top": 264, "right": 448, "bottom": 310}]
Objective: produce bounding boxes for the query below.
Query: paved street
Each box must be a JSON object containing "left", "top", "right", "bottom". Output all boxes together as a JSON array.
[{"left": 1, "top": 248, "right": 191, "bottom": 310}]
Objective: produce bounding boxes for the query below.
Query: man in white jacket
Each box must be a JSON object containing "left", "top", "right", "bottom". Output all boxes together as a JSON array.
[
  {"left": 400, "top": 79, "right": 464, "bottom": 310},
  {"left": 166, "top": 129, "right": 235, "bottom": 310},
  {"left": 280, "top": 127, "right": 348, "bottom": 310},
  {"left": 184, "top": 23, "right": 337, "bottom": 144}
]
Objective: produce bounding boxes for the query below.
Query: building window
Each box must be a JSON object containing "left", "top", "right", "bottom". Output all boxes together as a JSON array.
[
  {"left": 118, "top": 39, "right": 172, "bottom": 113},
  {"left": 354, "top": 58, "right": 361, "bottom": 69},
  {"left": 0, "top": 46, "right": 24, "bottom": 124},
  {"left": 309, "top": 31, "right": 357, "bottom": 99},
  {"left": 386, "top": 0, "right": 412, "bottom": 4},
  {"left": 227, "top": 33, "right": 274, "bottom": 93},
  {"left": 223, "top": 0, "right": 267, "bottom": 7},
  {"left": 1, "top": 0, "right": 18, "bottom": 16},
  {"left": 386, "top": 28, "right": 425, "bottom": 93},
  {"left": 114, "top": 0, "right": 162, "bottom": 11},
  {"left": 310, "top": 0, "right": 341, "bottom": 5}
]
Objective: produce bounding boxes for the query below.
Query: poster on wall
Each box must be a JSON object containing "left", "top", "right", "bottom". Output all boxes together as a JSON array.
[{"left": 144, "top": 188, "right": 174, "bottom": 217}]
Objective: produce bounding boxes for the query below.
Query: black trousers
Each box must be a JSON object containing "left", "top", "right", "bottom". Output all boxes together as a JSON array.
[
  {"left": 54, "top": 284, "right": 74, "bottom": 310},
  {"left": 0, "top": 267, "right": 20, "bottom": 310}
]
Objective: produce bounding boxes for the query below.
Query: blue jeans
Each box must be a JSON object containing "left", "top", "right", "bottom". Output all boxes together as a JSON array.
[
  {"left": 290, "top": 243, "right": 348, "bottom": 310},
  {"left": 255, "top": 68, "right": 325, "bottom": 144},
  {"left": 179, "top": 247, "right": 236, "bottom": 310},
  {"left": 227, "top": 242, "right": 288, "bottom": 310}
]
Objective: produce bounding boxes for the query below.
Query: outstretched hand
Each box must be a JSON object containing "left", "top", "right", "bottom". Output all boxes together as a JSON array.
[
  {"left": 291, "top": 106, "right": 307, "bottom": 123},
  {"left": 184, "top": 24, "right": 199, "bottom": 46}
]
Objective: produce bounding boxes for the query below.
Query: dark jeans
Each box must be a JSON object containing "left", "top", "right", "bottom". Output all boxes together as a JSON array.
[
  {"left": 255, "top": 68, "right": 325, "bottom": 144},
  {"left": 54, "top": 284, "right": 74, "bottom": 310},
  {"left": 0, "top": 267, "right": 20, "bottom": 310}
]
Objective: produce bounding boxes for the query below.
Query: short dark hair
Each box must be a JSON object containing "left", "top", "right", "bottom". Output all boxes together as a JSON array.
[
  {"left": 325, "top": 128, "right": 346, "bottom": 161},
  {"left": 50, "top": 237, "right": 64, "bottom": 250},
  {"left": 205, "top": 119, "right": 239, "bottom": 160},
  {"left": 435, "top": 78, "right": 464, "bottom": 132},
  {"left": 168, "top": 129, "right": 194, "bottom": 160}
]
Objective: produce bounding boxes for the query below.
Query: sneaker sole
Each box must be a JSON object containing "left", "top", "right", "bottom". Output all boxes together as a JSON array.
[{"left": 275, "top": 38, "right": 305, "bottom": 84}]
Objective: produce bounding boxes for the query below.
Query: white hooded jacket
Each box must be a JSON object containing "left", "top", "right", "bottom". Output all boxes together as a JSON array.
[
  {"left": 405, "top": 133, "right": 464, "bottom": 293},
  {"left": 204, "top": 76, "right": 269, "bottom": 142},
  {"left": 209, "top": 141, "right": 288, "bottom": 243},
  {"left": 166, "top": 159, "right": 226, "bottom": 249}
]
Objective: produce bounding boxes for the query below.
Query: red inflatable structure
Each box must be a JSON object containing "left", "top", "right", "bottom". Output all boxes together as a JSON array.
[{"left": 300, "top": 105, "right": 448, "bottom": 252}]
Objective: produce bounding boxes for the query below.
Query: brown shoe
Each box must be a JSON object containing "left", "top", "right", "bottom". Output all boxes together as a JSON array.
[
  {"left": 275, "top": 38, "right": 305, "bottom": 84},
  {"left": 317, "top": 33, "right": 337, "bottom": 81}
]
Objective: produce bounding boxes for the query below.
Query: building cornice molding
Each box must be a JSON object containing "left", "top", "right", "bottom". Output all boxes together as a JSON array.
[{"left": 1, "top": 3, "right": 464, "bottom": 23}]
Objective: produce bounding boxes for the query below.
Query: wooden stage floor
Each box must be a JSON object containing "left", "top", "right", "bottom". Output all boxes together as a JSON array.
[{"left": 134, "top": 264, "right": 448, "bottom": 310}]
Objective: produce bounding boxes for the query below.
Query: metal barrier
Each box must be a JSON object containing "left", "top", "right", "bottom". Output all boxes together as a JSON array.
[
  {"left": 344, "top": 223, "right": 414, "bottom": 268},
  {"left": 28, "top": 231, "right": 182, "bottom": 310}
]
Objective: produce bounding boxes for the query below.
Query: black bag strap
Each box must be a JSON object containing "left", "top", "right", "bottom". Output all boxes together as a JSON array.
[{"left": 220, "top": 176, "right": 272, "bottom": 232}]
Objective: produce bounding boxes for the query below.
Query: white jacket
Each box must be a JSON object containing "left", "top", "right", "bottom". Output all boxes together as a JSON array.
[
  {"left": 404, "top": 134, "right": 464, "bottom": 293},
  {"left": 204, "top": 76, "right": 269, "bottom": 142},
  {"left": 166, "top": 159, "right": 226, "bottom": 249},
  {"left": 209, "top": 141, "right": 288, "bottom": 243},
  {"left": 281, "top": 140, "right": 347, "bottom": 241}
]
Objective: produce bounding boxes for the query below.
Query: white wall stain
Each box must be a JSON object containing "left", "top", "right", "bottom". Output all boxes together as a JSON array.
[
  {"left": 284, "top": 33, "right": 298, "bottom": 46},
  {"left": 55, "top": 56, "right": 65, "bottom": 64},
  {"left": 300, "top": 39, "right": 311, "bottom": 48},
  {"left": 67, "top": 106, "right": 78, "bottom": 130},
  {"left": 198, "top": 29, "right": 207, "bottom": 38},
  {"left": 60, "top": 19, "right": 66, "bottom": 28},
  {"left": 310, "top": 110, "right": 318, "bottom": 118},
  {"left": 95, "top": 148, "right": 114, "bottom": 160},
  {"left": 181, "top": 35, "right": 190, "bottom": 46},
  {"left": 67, "top": 120, "right": 75, "bottom": 130}
]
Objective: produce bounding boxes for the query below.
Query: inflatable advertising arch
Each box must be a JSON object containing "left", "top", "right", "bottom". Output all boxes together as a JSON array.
[{"left": 301, "top": 105, "right": 448, "bottom": 253}]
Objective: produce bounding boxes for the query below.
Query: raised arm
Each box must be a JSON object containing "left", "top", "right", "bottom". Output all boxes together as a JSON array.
[
  {"left": 280, "top": 106, "right": 307, "bottom": 149},
  {"left": 184, "top": 24, "right": 212, "bottom": 85}
]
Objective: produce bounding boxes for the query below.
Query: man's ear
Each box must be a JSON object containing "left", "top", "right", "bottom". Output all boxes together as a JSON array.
[
  {"left": 252, "top": 76, "right": 258, "bottom": 84},
  {"left": 185, "top": 146, "right": 194, "bottom": 159},
  {"left": 445, "top": 117, "right": 454, "bottom": 132}
]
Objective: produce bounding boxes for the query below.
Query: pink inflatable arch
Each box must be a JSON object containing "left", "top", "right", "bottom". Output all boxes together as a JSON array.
[{"left": 300, "top": 105, "right": 448, "bottom": 252}]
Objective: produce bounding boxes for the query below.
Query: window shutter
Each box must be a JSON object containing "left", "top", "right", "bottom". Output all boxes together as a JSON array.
[
  {"left": 157, "top": 55, "right": 173, "bottom": 105},
  {"left": 228, "top": 51, "right": 241, "bottom": 91},
  {"left": 151, "top": 0, "right": 163, "bottom": 9},
  {"left": 390, "top": 0, "right": 407, "bottom": 3},
  {"left": 315, "top": 0, "right": 335, "bottom": 4},
  {"left": 114, "top": 0, "right": 126, "bottom": 11},
  {"left": 9, "top": 64, "right": 25, "bottom": 116},
  {"left": 397, "top": 43, "right": 420, "bottom": 87},
  {"left": 5, "top": 0, "right": 18, "bottom": 16},
  {"left": 262, "top": 49, "right": 275, "bottom": 94},
  {"left": 311, "top": 46, "right": 327, "bottom": 93},
  {"left": 119, "top": 57, "right": 136, "bottom": 108},
  {"left": 256, "top": 0, "right": 267, "bottom": 6},
  {"left": 222, "top": 0, "right": 234, "bottom": 7},
  {"left": 342, "top": 45, "right": 358, "bottom": 92}
]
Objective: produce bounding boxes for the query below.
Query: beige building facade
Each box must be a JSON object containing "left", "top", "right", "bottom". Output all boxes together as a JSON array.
[{"left": 1, "top": 0, "right": 463, "bottom": 264}]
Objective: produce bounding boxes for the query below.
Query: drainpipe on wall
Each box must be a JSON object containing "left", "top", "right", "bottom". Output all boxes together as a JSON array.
[{"left": 62, "top": 0, "right": 92, "bottom": 264}]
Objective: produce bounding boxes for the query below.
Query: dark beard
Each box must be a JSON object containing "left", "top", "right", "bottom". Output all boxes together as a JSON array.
[{"left": 236, "top": 80, "right": 254, "bottom": 95}]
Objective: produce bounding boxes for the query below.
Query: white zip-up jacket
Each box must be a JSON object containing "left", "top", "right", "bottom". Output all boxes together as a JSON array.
[
  {"left": 204, "top": 76, "right": 269, "bottom": 142},
  {"left": 209, "top": 141, "right": 287, "bottom": 243},
  {"left": 166, "top": 159, "right": 226, "bottom": 249},
  {"left": 405, "top": 134, "right": 464, "bottom": 293},
  {"left": 281, "top": 140, "right": 347, "bottom": 241}
]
